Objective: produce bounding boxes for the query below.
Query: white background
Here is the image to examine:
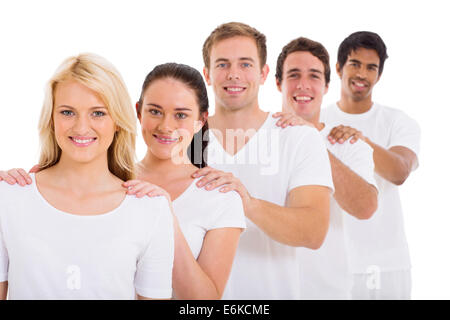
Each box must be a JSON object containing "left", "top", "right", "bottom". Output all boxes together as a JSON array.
[{"left": 0, "top": 0, "right": 448, "bottom": 299}]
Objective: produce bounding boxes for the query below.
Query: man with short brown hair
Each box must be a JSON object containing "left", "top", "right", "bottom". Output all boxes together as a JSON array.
[{"left": 193, "top": 22, "right": 334, "bottom": 299}]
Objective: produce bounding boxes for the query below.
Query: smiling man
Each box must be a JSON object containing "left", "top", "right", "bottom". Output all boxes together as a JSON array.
[
  {"left": 274, "top": 37, "right": 378, "bottom": 299},
  {"left": 321, "top": 31, "right": 421, "bottom": 299},
  {"left": 194, "top": 22, "right": 334, "bottom": 299}
]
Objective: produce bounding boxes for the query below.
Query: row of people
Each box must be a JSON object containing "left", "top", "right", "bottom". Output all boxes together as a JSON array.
[{"left": 0, "top": 22, "right": 420, "bottom": 300}]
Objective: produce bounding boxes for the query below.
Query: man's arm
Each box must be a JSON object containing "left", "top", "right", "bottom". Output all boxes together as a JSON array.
[
  {"left": 245, "top": 185, "right": 331, "bottom": 249},
  {"left": 366, "top": 140, "right": 418, "bottom": 186},
  {"left": 0, "top": 282, "right": 7, "bottom": 300},
  {"left": 193, "top": 168, "right": 331, "bottom": 249},
  {"left": 328, "top": 151, "right": 378, "bottom": 219},
  {"left": 328, "top": 126, "right": 419, "bottom": 186}
]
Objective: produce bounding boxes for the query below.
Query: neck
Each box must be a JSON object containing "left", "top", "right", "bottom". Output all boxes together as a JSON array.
[
  {"left": 337, "top": 92, "right": 373, "bottom": 114},
  {"left": 44, "top": 153, "right": 116, "bottom": 192},
  {"left": 210, "top": 99, "right": 267, "bottom": 133},
  {"left": 139, "top": 150, "right": 195, "bottom": 181}
]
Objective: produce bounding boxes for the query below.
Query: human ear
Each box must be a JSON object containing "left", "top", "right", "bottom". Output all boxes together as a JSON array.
[
  {"left": 336, "top": 62, "right": 342, "bottom": 78},
  {"left": 203, "top": 67, "right": 211, "bottom": 85},
  {"left": 276, "top": 78, "right": 282, "bottom": 92},
  {"left": 260, "top": 64, "right": 270, "bottom": 84},
  {"left": 136, "top": 102, "right": 142, "bottom": 122},
  {"left": 194, "top": 112, "right": 208, "bottom": 134}
]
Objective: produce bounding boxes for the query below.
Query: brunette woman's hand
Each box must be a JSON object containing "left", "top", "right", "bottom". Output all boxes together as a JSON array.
[{"left": 123, "top": 180, "right": 172, "bottom": 202}]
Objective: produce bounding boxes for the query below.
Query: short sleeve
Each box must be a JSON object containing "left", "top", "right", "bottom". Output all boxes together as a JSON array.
[
  {"left": 388, "top": 111, "right": 421, "bottom": 156},
  {"left": 0, "top": 189, "right": 9, "bottom": 282},
  {"left": 288, "top": 127, "right": 334, "bottom": 193},
  {"left": 341, "top": 140, "right": 377, "bottom": 189},
  {"left": 208, "top": 190, "right": 246, "bottom": 231},
  {"left": 134, "top": 197, "right": 174, "bottom": 299},
  {"left": 0, "top": 227, "right": 8, "bottom": 282}
]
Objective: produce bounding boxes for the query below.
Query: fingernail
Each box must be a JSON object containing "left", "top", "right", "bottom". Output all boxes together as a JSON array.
[{"left": 192, "top": 173, "right": 198, "bottom": 177}]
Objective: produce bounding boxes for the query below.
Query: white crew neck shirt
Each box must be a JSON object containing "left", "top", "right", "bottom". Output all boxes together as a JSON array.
[
  {"left": 297, "top": 123, "right": 377, "bottom": 299},
  {"left": 172, "top": 177, "right": 246, "bottom": 260},
  {"left": 321, "top": 102, "right": 421, "bottom": 273},
  {"left": 0, "top": 174, "right": 174, "bottom": 300},
  {"left": 207, "top": 113, "right": 334, "bottom": 300}
]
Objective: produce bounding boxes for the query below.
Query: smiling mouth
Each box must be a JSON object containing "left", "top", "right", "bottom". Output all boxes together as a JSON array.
[
  {"left": 293, "top": 95, "right": 313, "bottom": 103},
  {"left": 351, "top": 80, "right": 368, "bottom": 89},
  {"left": 69, "top": 137, "right": 97, "bottom": 146},
  {"left": 224, "top": 86, "right": 246, "bottom": 94},
  {"left": 153, "top": 134, "right": 179, "bottom": 144}
]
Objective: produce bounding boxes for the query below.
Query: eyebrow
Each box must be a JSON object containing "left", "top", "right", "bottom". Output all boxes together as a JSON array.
[
  {"left": 287, "top": 68, "right": 323, "bottom": 75},
  {"left": 56, "top": 105, "right": 107, "bottom": 110},
  {"left": 349, "top": 59, "right": 379, "bottom": 68},
  {"left": 214, "top": 57, "right": 255, "bottom": 64},
  {"left": 146, "top": 103, "right": 193, "bottom": 112}
]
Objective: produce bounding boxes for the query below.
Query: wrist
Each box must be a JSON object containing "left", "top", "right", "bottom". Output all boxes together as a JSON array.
[{"left": 243, "top": 196, "right": 259, "bottom": 219}]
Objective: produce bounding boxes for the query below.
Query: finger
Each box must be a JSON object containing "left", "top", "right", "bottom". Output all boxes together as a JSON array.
[
  {"left": 127, "top": 183, "right": 157, "bottom": 195},
  {"left": 0, "top": 171, "right": 17, "bottom": 185},
  {"left": 328, "top": 125, "right": 344, "bottom": 139},
  {"left": 272, "top": 112, "right": 282, "bottom": 118},
  {"left": 143, "top": 190, "right": 166, "bottom": 198},
  {"left": 276, "top": 116, "right": 291, "bottom": 127},
  {"left": 219, "top": 183, "right": 237, "bottom": 193},
  {"left": 280, "top": 116, "right": 296, "bottom": 128},
  {"left": 328, "top": 135, "right": 336, "bottom": 144},
  {"left": 7, "top": 169, "right": 26, "bottom": 186},
  {"left": 123, "top": 179, "right": 149, "bottom": 187},
  {"left": 18, "top": 168, "right": 32, "bottom": 184},
  {"left": 29, "top": 164, "right": 41, "bottom": 174},
  {"left": 192, "top": 166, "right": 214, "bottom": 178},
  {"left": 133, "top": 184, "right": 158, "bottom": 198},
  {"left": 350, "top": 132, "right": 362, "bottom": 144},
  {"left": 196, "top": 171, "right": 224, "bottom": 187},
  {"left": 205, "top": 176, "right": 234, "bottom": 190}
]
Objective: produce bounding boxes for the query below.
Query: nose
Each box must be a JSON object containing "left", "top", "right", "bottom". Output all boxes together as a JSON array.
[
  {"left": 356, "top": 67, "right": 368, "bottom": 79},
  {"left": 72, "top": 114, "right": 91, "bottom": 135},
  {"left": 296, "top": 77, "right": 311, "bottom": 91},
  {"left": 227, "top": 64, "right": 240, "bottom": 81},
  {"left": 157, "top": 114, "right": 175, "bottom": 133}
]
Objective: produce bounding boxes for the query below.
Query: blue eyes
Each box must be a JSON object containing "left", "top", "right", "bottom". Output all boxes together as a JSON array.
[
  {"left": 93, "top": 111, "right": 106, "bottom": 117},
  {"left": 216, "top": 63, "right": 252, "bottom": 68},
  {"left": 61, "top": 110, "right": 74, "bottom": 116},
  {"left": 60, "top": 110, "right": 106, "bottom": 117}
]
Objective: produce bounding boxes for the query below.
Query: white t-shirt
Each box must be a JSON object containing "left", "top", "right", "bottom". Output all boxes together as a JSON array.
[
  {"left": 207, "top": 113, "right": 334, "bottom": 300},
  {"left": 0, "top": 174, "right": 174, "bottom": 300},
  {"left": 321, "top": 102, "right": 421, "bottom": 273},
  {"left": 297, "top": 124, "right": 377, "bottom": 299},
  {"left": 172, "top": 178, "right": 246, "bottom": 260}
]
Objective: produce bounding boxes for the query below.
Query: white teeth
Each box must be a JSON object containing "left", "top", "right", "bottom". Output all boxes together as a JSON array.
[
  {"left": 354, "top": 81, "right": 366, "bottom": 87},
  {"left": 226, "top": 87, "right": 244, "bottom": 92},
  {"left": 73, "top": 138, "right": 94, "bottom": 144},
  {"left": 295, "top": 96, "right": 312, "bottom": 101},
  {"left": 158, "top": 137, "right": 177, "bottom": 142}
]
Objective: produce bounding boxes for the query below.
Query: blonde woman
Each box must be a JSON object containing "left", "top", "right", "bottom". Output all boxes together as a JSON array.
[{"left": 0, "top": 54, "right": 174, "bottom": 300}]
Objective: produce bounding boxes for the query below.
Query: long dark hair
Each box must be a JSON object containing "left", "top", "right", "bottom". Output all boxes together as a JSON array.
[{"left": 136, "top": 63, "right": 208, "bottom": 168}]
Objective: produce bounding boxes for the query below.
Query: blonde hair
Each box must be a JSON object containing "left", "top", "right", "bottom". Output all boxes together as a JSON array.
[{"left": 38, "top": 53, "right": 136, "bottom": 181}]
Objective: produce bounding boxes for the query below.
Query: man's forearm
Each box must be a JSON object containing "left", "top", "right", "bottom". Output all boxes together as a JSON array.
[
  {"left": 0, "top": 282, "right": 7, "bottom": 300},
  {"left": 365, "top": 139, "right": 416, "bottom": 185},
  {"left": 244, "top": 195, "right": 330, "bottom": 249},
  {"left": 329, "top": 152, "right": 378, "bottom": 220}
]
